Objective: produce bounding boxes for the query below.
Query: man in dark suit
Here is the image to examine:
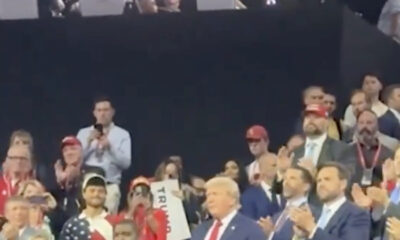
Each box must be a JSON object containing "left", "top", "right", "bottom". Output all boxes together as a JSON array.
[
  {"left": 381, "top": 84, "right": 400, "bottom": 140},
  {"left": 258, "top": 166, "right": 314, "bottom": 240},
  {"left": 289, "top": 162, "right": 370, "bottom": 240},
  {"left": 241, "top": 154, "right": 282, "bottom": 220},
  {"left": 292, "top": 104, "right": 348, "bottom": 174},
  {"left": 191, "top": 177, "right": 265, "bottom": 240},
  {"left": 341, "top": 110, "right": 393, "bottom": 188}
]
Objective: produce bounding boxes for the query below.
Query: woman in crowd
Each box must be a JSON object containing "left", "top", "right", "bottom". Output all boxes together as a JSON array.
[
  {"left": 9, "top": 130, "right": 50, "bottom": 190},
  {"left": 112, "top": 176, "right": 167, "bottom": 240},
  {"left": 222, "top": 159, "right": 249, "bottom": 193},
  {"left": 154, "top": 158, "right": 204, "bottom": 229},
  {"left": 18, "top": 180, "right": 56, "bottom": 239}
]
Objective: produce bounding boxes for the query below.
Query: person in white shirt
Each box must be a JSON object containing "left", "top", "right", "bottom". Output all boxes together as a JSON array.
[
  {"left": 343, "top": 73, "right": 388, "bottom": 128},
  {"left": 191, "top": 177, "right": 265, "bottom": 240},
  {"left": 245, "top": 125, "right": 275, "bottom": 184},
  {"left": 77, "top": 96, "right": 131, "bottom": 214},
  {"left": 288, "top": 162, "right": 370, "bottom": 240}
]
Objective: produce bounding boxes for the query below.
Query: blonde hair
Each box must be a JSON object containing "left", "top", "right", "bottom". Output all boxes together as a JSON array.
[
  {"left": 18, "top": 180, "right": 45, "bottom": 197},
  {"left": 205, "top": 176, "right": 240, "bottom": 208},
  {"left": 9, "top": 129, "right": 34, "bottom": 151}
]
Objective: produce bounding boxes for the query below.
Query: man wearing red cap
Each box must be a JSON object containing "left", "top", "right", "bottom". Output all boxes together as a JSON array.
[
  {"left": 112, "top": 176, "right": 167, "bottom": 240},
  {"left": 292, "top": 104, "right": 348, "bottom": 167},
  {"left": 245, "top": 125, "right": 274, "bottom": 184},
  {"left": 54, "top": 136, "right": 83, "bottom": 218}
]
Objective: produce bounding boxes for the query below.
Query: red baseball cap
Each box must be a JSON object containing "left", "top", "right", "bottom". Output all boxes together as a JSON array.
[
  {"left": 246, "top": 125, "right": 268, "bottom": 140},
  {"left": 61, "top": 136, "right": 82, "bottom": 150},
  {"left": 304, "top": 104, "right": 329, "bottom": 118},
  {"left": 129, "top": 176, "right": 150, "bottom": 191}
]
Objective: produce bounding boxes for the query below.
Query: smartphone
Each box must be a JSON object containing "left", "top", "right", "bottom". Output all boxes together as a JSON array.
[
  {"left": 94, "top": 123, "right": 104, "bottom": 135},
  {"left": 28, "top": 196, "right": 47, "bottom": 205}
]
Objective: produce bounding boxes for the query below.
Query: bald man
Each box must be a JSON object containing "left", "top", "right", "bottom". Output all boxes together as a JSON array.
[
  {"left": 0, "top": 146, "right": 33, "bottom": 214},
  {"left": 240, "top": 153, "right": 283, "bottom": 220}
]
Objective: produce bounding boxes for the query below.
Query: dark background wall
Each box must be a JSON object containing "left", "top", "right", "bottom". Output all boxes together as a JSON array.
[{"left": 0, "top": 2, "right": 398, "bottom": 191}]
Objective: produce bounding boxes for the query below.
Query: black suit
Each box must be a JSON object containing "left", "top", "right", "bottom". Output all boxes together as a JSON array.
[{"left": 379, "top": 110, "right": 400, "bottom": 140}]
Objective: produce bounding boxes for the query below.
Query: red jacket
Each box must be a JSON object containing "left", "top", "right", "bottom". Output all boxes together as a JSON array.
[
  {"left": 0, "top": 175, "right": 20, "bottom": 215},
  {"left": 111, "top": 208, "right": 167, "bottom": 240}
]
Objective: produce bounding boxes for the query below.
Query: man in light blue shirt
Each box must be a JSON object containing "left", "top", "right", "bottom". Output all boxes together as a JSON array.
[{"left": 77, "top": 96, "right": 131, "bottom": 214}]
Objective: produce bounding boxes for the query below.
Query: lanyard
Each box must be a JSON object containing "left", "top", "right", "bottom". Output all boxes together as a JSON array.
[{"left": 356, "top": 142, "right": 381, "bottom": 169}]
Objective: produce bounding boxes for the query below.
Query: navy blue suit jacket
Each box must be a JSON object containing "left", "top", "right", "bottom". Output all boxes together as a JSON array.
[
  {"left": 379, "top": 110, "right": 400, "bottom": 140},
  {"left": 240, "top": 185, "right": 283, "bottom": 220},
  {"left": 191, "top": 212, "right": 266, "bottom": 240},
  {"left": 270, "top": 203, "right": 319, "bottom": 240},
  {"left": 310, "top": 200, "right": 370, "bottom": 240}
]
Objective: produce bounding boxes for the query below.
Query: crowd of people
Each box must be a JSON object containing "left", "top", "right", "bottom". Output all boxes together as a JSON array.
[{"left": 0, "top": 73, "right": 399, "bottom": 240}]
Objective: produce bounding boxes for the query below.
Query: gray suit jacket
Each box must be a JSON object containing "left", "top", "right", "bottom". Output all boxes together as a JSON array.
[
  {"left": 293, "top": 137, "right": 349, "bottom": 165},
  {"left": 0, "top": 227, "right": 37, "bottom": 240}
]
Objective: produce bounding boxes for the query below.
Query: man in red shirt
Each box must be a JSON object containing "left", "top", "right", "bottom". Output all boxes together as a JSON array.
[{"left": 0, "top": 145, "right": 33, "bottom": 215}]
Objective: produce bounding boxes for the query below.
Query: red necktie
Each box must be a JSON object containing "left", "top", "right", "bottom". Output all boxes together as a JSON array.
[{"left": 208, "top": 220, "right": 222, "bottom": 240}]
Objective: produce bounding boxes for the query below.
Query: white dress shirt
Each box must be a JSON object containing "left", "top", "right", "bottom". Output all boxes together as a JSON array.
[
  {"left": 343, "top": 101, "right": 389, "bottom": 128},
  {"left": 304, "top": 133, "right": 327, "bottom": 166},
  {"left": 260, "top": 181, "right": 281, "bottom": 205},
  {"left": 204, "top": 210, "right": 238, "bottom": 240},
  {"left": 309, "top": 196, "right": 346, "bottom": 238},
  {"left": 246, "top": 160, "right": 260, "bottom": 182}
]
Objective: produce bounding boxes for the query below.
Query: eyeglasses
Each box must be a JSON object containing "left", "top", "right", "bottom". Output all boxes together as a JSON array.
[
  {"left": 7, "top": 155, "right": 29, "bottom": 161},
  {"left": 247, "top": 139, "right": 261, "bottom": 144}
]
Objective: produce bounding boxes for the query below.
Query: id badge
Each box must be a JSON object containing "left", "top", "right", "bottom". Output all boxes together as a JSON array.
[{"left": 361, "top": 168, "right": 373, "bottom": 186}]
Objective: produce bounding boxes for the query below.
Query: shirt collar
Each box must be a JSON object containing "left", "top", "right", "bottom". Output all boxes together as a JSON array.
[
  {"left": 287, "top": 196, "right": 308, "bottom": 207},
  {"left": 306, "top": 133, "right": 327, "bottom": 146},
  {"left": 323, "top": 195, "right": 346, "bottom": 214},
  {"left": 18, "top": 227, "right": 26, "bottom": 236},
  {"left": 390, "top": 108, "right": 400, "bottom": 120},
  {"left": 219, "top": 209, "right": 237, "bottom": 227},
  {"left": 79, "top": 210, "right": 108, "bottom": 219},
  {"left": 260, "top": 181, "right": 272, "bottom": 192}
]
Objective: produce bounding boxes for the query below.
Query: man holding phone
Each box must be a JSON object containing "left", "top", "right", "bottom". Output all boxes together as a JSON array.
[{"left": 77, "top": 96, "right": 131, "bottom": 214}]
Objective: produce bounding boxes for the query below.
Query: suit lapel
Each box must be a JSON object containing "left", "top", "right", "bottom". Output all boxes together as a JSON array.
[
  {"left": 294, "top": 144, "right": 305, "bottom": 163},
  {"left": 323, "top": 201, "right": 349, "bottom": 232},
  {"left": 220, "top": 213, "right": 239, "bottom": 240},
  {"left": 318, "top": 139, "right": 331, "bottom": 165},
  {"left": 202, "top": 221, "right": 214, "bottom": 239}
]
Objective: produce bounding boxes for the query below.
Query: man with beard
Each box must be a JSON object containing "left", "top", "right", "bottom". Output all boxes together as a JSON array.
[
  {"left": 342, "top": 110, "right": 394, "bottom": 187},
  {"left": 59, "top": 173, "right": 113, "bottom": 240},
  {"left": 289, "top": 162, "right": 370, "bottom": 240},
  {"left": 292, "top": 104, "right": 348, "bottom": 173},
  {"left": 257, "top": 166, "right": 313, "bottom": 240},
  {"left": 343, "top": 90, "right": 399, "bottom": 150}
]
